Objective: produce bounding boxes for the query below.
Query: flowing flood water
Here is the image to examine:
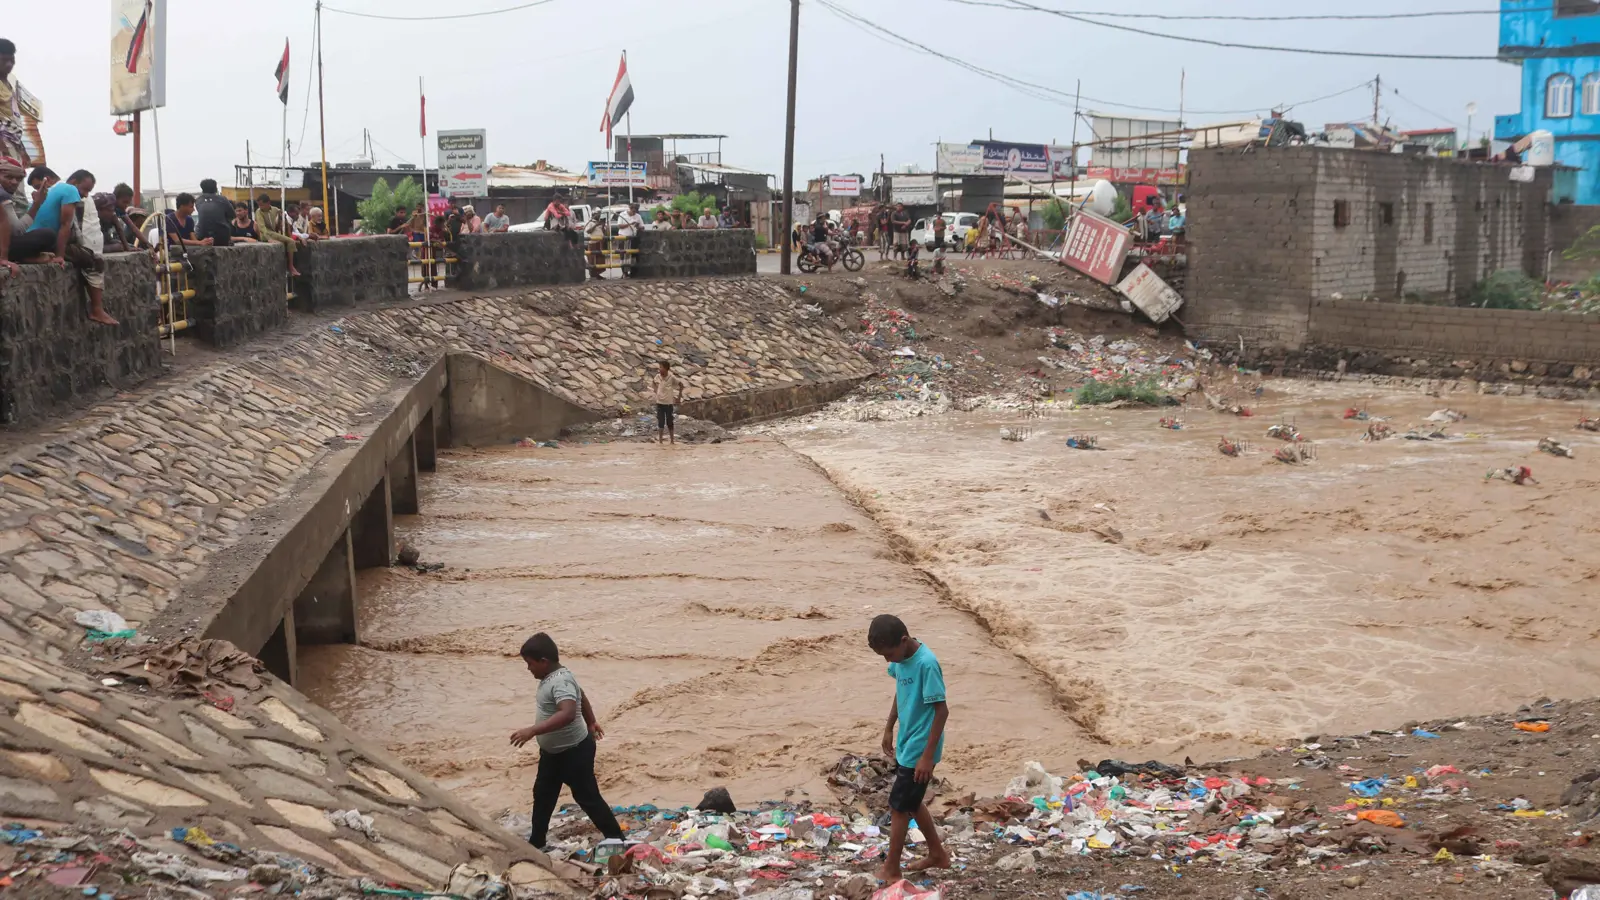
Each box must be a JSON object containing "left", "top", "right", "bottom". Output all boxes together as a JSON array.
[{"left": 303, "top": 380, "right": 1600, "bottom": 818}]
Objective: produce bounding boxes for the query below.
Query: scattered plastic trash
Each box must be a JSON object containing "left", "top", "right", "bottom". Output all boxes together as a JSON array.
[
  {"left": 325, "top": 809, "right": 379, "bottom": 841},
  {"left": 74, "top": 610, "right": 135, "bottom": 642},
  {"left": 1218, "top": 436, "right": 1248, "bottom": 457},
  {"left": 1066, "top": 435, "right": 1100, "bottom": 450},
  {"left": 1539, "top": 436, "right": 1575, "bottom": 458},
  {"left": 514, "top": 438, "right": 561, "bottom": 449},
  {"left": 1356, "top": 809, "right": 1405, "bottom": 828},
  {"left": 1486, "top": 465, "right": 1538, "bottom": 485},
  {"left": 1157, "top": 416, "right": 1182, "bottom": 430},
  {"left": 1361, "top": 423, "right": 1394, "bottom": 442},
  {"left": 1515, "top": 720, "right": 1551, "bottom": 733},
  {"left": 1579, "top": 416, "right": 1599, "bottom": 432},
  {"left": 1000, "top": 426, "right": 1031, "bottom": 442},
  {"left": 1412, "top": 729, "right": 1440, "bottom": 739}
]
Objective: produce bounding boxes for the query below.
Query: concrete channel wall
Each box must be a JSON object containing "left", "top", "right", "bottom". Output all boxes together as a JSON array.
[{"left": 0, "top": 274, "right": 866, "bottom": 891}]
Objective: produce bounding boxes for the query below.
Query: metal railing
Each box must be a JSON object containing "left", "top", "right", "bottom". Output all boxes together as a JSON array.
[
  {"left": 407, "top": 241, "right": 458, "bottom": 288},
  {"left": 155, "top": 248, "right": 194, "bottom": 342},
  {"left": 586, "top": 236, "right": 639, "bottom": 274}
]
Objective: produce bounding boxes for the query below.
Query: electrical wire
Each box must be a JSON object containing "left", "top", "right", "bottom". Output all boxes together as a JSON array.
[
  {"left": 816, "top": 1, "right": 1382, "bottom": 118},
  {"left": 946, "top": 0, "right": 1501, "bottom": 60},
  {"left": 293, "top": 9, "right": 317, "bottom": 160},
  {"left": 934, "top": 0, "right": 1529, "bottom": 22},
  {"left": 1390, "top": 87, "right": 1471, "bottom": 131},
  {"left": 322, "top": 0, "right": 557, "bottom": 21},
  {"left": 368, "top": 134, "right": 415, "bottom": 167}
]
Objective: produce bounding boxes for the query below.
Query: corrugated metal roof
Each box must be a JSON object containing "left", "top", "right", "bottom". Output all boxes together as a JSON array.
[{"left": 676, "top": 161, "right": 772, "bottom": 178}]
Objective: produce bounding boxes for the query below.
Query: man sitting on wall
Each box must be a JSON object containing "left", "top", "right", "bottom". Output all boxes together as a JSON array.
[
  {"left": 25, "top": 168, "right": 117, "bottom": 324},
  {"left": 1, "top": 156, "right": 51, "bottom": 265},
  {"left": 193, "top": 178, "right": 235, "bottom": 247},
  {"left": 483, "top": 203, "right": 511, "bottom": 233},
  {"left": 163, "top": 193, "right": 211, "bottom": 248},
  {"left": 254, "top": 192, "right": 301, "bottom": 277},
  {"left": 542, "top": 195, "right": 580, "bottom": 248}
]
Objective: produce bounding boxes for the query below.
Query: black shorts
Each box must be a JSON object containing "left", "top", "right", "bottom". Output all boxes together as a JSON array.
[
  {"left": 656, "top": 404, "right": 675, "bottom": 430},
  {"left": 888, "top": 766, "right": 929, "bottom": 813}
]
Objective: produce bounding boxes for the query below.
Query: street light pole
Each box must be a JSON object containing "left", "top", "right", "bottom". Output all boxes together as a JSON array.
[{"left": 780, "top": 0, "right": 799, "bottom": 275}]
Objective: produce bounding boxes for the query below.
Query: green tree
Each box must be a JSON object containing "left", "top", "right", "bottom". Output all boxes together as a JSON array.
[
  {"left": 356, "top": 176, "right": 426, "bottom": 234},
  {"left": 1467, "top": 270, "right": 1542, "bottom": 310},
  {"left": 649, "top": 190, "right": 719, "bottom": 221}
]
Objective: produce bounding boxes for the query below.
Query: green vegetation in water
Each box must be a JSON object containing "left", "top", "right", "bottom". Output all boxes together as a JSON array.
[{"left": 1075, "top": 376, "right": 1170, "bottom": 406}]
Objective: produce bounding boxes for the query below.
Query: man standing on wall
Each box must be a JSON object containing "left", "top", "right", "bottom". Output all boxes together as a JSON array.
[
  {"left": 0, "top": 40, "right": 30, "bottom": 169},
  {"left": 651, "top": 359, "right": 684, "bottom": 446}
]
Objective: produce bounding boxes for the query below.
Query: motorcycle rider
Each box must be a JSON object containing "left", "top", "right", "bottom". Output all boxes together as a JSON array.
[{"left": 808, "top": 212, "right": 835, "bottom": 270}]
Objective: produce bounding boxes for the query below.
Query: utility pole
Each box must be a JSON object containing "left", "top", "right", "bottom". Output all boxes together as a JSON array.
[
  {"left": 316, "top": 1, "right": 331, "bottom": 231},
  {"left": 780, "top": 0, "right": 800, "bottom": 276},
  {"left": 1372, "top": 74, "right": 1382, "bottom": 127}
]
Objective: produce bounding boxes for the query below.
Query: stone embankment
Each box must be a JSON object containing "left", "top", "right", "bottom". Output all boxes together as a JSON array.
[{"left": 0, "top": 276, "right": 870, "bottom": 893}]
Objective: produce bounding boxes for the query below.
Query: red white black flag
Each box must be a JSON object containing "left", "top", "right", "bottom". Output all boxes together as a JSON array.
[
  {"left": 599, "top": 53, "right": 634, "bottom": 144},
  {"left": 274, "top": 40, "right": 290, "bottom": 105}
]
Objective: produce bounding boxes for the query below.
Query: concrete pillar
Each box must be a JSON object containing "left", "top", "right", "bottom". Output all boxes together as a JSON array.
[
  {"left": 293, "top": 529, "right": 359, "bottom": 645},
  {"left": 259, "top": 609, "right": 298, "bottom": 686},
  {"left": 350, "top": 474, "right": 393, "bottom": 569},
  {"left": 416, "top": 408, "right": 437, "bottom": 473},
  {"left": 389, "top": 435, "right": 419, "bottom": 515},
  {"left": 434, "top": 390, "right": 454, "bottom": 450}
]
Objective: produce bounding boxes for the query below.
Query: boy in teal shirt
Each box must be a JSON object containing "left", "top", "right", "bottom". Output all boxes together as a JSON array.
[{"left": 868, "top": 614, "right": 951, "bottom": 883}]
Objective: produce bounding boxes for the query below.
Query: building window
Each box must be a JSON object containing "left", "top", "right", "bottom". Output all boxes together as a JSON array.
[
  {"left": 1333, "top": 200, "right": 1351, "bottom": 228},
  {"left": 1379, "top": 202, "right": 1395, "bottom": 226},
  {"left": 1548, "top": 74, "right": 1576, "bottom": 118},
  {"left": 1585, "top": 73, "right": 1600, "bottom": 115},
  {"left": 1424, "top": 203, "right": 1434, "bottom": 244}
]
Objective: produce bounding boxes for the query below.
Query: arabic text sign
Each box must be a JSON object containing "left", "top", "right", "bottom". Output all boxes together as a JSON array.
[
  {"left": 891, "top": 174, "right": 936, "bottom": 205},
  {"left": 1115, "top": 263, "right": 1184, "bottom": 323},
  {"left": 827, "top": 175, "right": 861, "bottom": 196},
  {"left": 1062, "top": 211, "right": 1132, "bottom": 285},
  {"left": 938, "top": 142, "right": 1073, "bottom": 180},
  {"left": 586, "top": 161, "right": 648, "bottom": 187},
  {"left": 437, "top": 129, "right": 487, "bottom": 198}
]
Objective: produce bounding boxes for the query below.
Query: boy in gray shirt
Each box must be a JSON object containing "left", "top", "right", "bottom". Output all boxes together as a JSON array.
[{"left": 510, "top": 633, "right": 625, "bottom": 849}]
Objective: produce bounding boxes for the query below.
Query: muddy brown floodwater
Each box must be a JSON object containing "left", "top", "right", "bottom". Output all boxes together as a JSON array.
[
  {"left": 299, "top": 440, "right": 1093, "bottom": 816},
  {"left": 302, "top": 380, "right": 1600, "bottom": 821}
]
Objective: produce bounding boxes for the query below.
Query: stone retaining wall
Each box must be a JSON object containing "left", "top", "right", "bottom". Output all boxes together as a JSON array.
[
  {"left": 188, "top": 243, "right": 289, "bottom": 348},
  {"left": 635, "top": 228, "right": 757, "bottom": 278},
  {"left": 292, "top": 236, "right": 408, "bottom": 312},
  {"left": 0, "top": 253, "right": 161, "bottom": 425},
  {"left": 448, "top": 231, "right": 585, "bottom": 291}
]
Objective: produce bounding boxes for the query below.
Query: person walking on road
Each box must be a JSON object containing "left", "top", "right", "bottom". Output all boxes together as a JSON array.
[{"left": 651, "top": 359, "right": 684, "bottom": 445}]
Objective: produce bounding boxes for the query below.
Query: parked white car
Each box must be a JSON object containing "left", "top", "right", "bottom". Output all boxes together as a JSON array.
[
  {"left": 509, "top": 204, "right": 597, "bottom": 232},
  {"left": 909, "top": 212, "right": 980, "bottom": 249}
]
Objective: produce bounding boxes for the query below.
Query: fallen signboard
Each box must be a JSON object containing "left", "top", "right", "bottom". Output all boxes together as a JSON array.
[
  {"left": 1061, "top": 210, "right": 1132, "bottom": 285},
  {"left": 1116, "top": 262, "right": 1183, "bottom": 323}
]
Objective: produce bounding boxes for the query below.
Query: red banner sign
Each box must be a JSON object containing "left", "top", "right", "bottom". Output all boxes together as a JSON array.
[
  {"left": 1061, "top": 211, "right": 1132, "bottom": 285},
  {"left": 1084, "top": 165, "right": 1186, "bottom": 185}
]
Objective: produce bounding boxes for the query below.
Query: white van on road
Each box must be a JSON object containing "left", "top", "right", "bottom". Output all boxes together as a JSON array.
[{"left": 909, "top": 212, "right": 980, "bottom": 250}]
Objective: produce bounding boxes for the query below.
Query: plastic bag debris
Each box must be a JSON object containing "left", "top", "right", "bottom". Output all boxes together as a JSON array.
[
  {"left": 325, "top": 809, "right": 379, "bottom": 840},
  {"left": 871, "top": 879, "right": 943, "bottom": 900},
  {"left": 1356, "top": 810, "right": 1405, "bottom": 828},
  {"left": 131, "top": 851, "right": 248, "bottom": 886},
  {"left": 74, "top": 610, "right": 135, "bottom": 641}
]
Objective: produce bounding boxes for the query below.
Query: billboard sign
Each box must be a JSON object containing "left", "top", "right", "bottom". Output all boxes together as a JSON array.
[
  {"left": 586, "top": 161, "right": 648, "bottom": 187},
  {"left": 1116, "top": 263, "right": 1184, "bottom": 323},
  {"left": 1084, "top": 165, "right": 1186, "bottom": 185},
  {"left": 437, "top": 129, "right": 488, "bottom": 198},
  {"left": 937, "top": 141, "right": 1073, "bottom": 180},
  {"left": 827, "top": 175, "right": 862, "bottom": 196},
  {"left": 1088, "top": 114, "right": 1180, "bottom": 184},
  {"left": 1061, "top": 210, "right": 1132, "bottom": 285},
  {"left": 110, "top": 0, "right": 167, "bottom": 115},
  {"left": 891, "top": 174, "right": 936, "bottom": 205}
]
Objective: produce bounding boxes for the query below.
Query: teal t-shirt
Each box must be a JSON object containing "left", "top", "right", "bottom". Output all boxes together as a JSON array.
[
  {"left": 28, "top": 183, "right": 81, "bottom": 235},
  {"left": 888, "top": 643, "right": 946, "bottom": 769}
]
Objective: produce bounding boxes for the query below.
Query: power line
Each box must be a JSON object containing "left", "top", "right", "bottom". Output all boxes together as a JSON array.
[
  {"left": 293, "top": 9, "right": 317, "bottom": 159},
  {"left": 816, "top": 1, "right": 1381, "bottom": 118},
  {"left": 1390, "top": 87, "right": 1470, "bottom": 131},
  {"left": 936, "top": 0, "right": 1526, "bottom": 21},
  {"left": 322, "top": 0, "right": 556, "bottom": 21},
  {"left": 948, "top": 0, "right": 1501, "bottom": 60}
]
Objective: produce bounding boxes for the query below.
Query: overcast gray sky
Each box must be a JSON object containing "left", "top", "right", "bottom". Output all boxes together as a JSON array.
[{"left": 11, "top": 0, "right": 1517, "bottom": 189}]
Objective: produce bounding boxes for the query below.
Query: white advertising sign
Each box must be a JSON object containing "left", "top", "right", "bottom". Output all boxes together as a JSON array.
[
  {"left": 1116, "top": 263, "right": 1184, "bottom": 324},
  {"left": 891, "top": 174, "right": 936, "bottom": 205},
  {"left": 437, "top": 129, "right": 488, "bottom": 198},
  {"left": 827, "top": 175, "right": 862, "bottom": 196}
]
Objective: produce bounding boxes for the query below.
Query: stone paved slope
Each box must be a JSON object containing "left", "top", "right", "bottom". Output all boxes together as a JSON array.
[{"left": 0, "top": 276, "right": 870, "bottom": 890}]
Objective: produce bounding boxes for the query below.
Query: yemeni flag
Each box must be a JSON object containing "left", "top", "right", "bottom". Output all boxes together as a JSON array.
[
  {"left": 274, "top": 40, "right": 291, "bottom": 105},
  {"left": 599, "top": 53, "right": 634, "bottom": 145},
  {"left": 125, "top": 1, "right": 152, "bottom": 74}
]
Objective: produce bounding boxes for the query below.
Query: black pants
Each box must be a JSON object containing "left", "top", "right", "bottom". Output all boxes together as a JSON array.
[
  {"left": 528, "top": 736, "right": 623, "bottom": 848},
  {"left": 656, "top": 404, "right": 675, "bottom": 432},
  {"left": 8, "top": 229, "right": 56, "bottom": 260}
]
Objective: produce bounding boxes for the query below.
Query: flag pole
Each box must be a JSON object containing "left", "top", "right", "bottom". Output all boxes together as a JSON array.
[
  {"left": 280, "top": 78, "right": 289, "bottom": 244},
  {"left": 624, "top": 50, "right": 633, "bottom": 206},
  {"left": 420, "top": 75, "right": 431, "bottom": 288},
  {"left": 316, "top": 1, "right": 331, "bottom": 233}
]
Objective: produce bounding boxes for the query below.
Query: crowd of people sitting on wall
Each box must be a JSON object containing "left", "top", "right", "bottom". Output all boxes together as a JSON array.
[{"left": 0, "top": 153, "right": 343, "bottom": 323}]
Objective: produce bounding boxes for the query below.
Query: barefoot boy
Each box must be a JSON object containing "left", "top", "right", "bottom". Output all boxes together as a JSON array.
[
  {"left": 509, "top": 633, "right": 626, "bottom": 850},
  {"left": 868, "top": 614, "right": 951, "bottom": 883}
]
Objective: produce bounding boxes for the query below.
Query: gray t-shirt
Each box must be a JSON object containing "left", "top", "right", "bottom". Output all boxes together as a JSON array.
[
  {"left": 535, "top": 667, "right": 590, "bottom": 753},
  {"left": 483, "top": 212, "right": 510, "bottom": 232}
]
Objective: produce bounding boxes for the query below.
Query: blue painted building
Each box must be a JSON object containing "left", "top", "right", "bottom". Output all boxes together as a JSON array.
[{"left": 1496, "top": 0, "right": 1600, "bottom": 203}]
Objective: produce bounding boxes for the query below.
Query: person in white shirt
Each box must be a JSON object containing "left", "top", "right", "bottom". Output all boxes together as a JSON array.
[
  {"left": 617, "top": 203, "right": 644, "bottom": 276},
  {"left": 650, "top": 360, "right": 684, "bottom": 445},
  {"left": 697, "top": 207, "right": 718, "bottom": 229}
]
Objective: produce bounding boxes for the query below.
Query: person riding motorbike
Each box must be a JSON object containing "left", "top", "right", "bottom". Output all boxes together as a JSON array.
[{"left": 806, "top": 214, "right": 835, "bottom": 269}]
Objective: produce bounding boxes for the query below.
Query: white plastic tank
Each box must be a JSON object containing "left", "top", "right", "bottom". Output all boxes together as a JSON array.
[
  {"left": 1086, "top": 180, "right": 1118, "bottom": 216},
  {"left": 1527, "top": 130, "right": 1556, "bottom": 166}
]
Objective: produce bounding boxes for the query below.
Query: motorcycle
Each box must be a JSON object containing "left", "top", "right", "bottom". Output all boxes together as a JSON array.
[{"left": 796, "top": 230, "right": 865, "bottom": 274}]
